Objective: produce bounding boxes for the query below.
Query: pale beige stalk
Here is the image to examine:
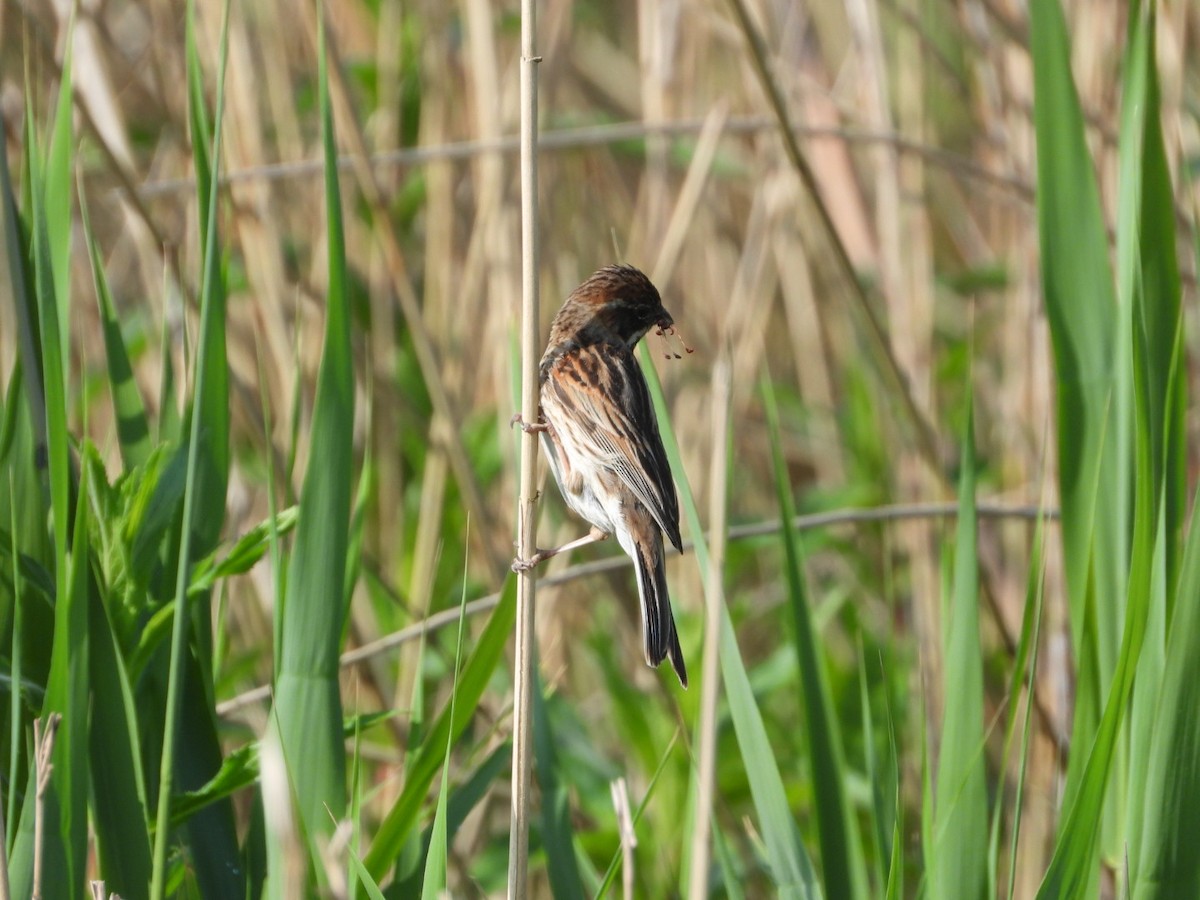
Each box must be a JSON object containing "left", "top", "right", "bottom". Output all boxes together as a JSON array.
[{"left": 508, "top": 0, "right": 540, "bottom": 894}]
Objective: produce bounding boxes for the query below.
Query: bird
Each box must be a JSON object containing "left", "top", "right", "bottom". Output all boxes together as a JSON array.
[{"left": 512, "top": 264, "right": 688, "bottom": 687}]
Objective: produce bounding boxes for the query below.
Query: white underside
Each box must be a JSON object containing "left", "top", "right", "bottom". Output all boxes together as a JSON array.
[{"left": 541, "top": 431, "right": 629, "bottom": 548}]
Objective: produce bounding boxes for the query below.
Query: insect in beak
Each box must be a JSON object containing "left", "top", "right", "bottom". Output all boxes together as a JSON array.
[{"left": 654, "top": 315, "right": 694, "bottom": 360}]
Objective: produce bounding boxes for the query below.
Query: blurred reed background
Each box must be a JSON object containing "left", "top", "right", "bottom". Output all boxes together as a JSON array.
[{"left": 0, "top": 0, "right": 1197, "bottom": 897}]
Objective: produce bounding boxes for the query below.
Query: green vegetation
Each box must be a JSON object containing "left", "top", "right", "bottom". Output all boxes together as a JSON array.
[{"left": 0, "top": 0, "right": 1197, "bottom": 896}]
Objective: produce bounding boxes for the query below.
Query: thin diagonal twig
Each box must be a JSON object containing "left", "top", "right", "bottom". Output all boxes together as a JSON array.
[
  {"left": 215, "top": 500, "right": 1057, "bottom": 716},
  {"left": 131, "top": 116, "right": 1032, "bottom": 201},
  {"left": 724, "top": 0, "right": 944, "bottom": 473}
]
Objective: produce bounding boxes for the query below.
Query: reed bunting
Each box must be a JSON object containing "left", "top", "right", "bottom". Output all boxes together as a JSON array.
[{"left": 513, "top": 264, "right": 688, "bottom": 687}]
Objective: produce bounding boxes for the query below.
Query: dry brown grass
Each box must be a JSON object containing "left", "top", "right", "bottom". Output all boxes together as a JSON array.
[{"left": 3, "top": 0, "right": 1198, "bottom": 893}]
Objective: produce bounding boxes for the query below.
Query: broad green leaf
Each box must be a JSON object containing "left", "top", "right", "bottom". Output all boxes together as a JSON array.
[
  {"left": 149, "top": 2, "right": 234, "bottom": 896},
  {"left": 272, "top": 12, "right": 355, "bottom": 841},
  {"left": 1030, "top": 0, "right": 1130, "bottom": 840},
  {"left": 88, "top": 574, "right": 153, "bottom": 895},
  {"left": 1119, "top": 2, "right": 1188, "bottom": 893},
  {"left": 8, "top": 48, "right": 85, "bottom": 899},
  {"left": 1037, "top": 3, "right": 1184, "bottom": 896}
]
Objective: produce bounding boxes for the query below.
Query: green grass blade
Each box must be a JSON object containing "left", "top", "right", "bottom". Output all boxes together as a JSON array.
[
  {"left": 149, "top": 1, "right": 233, "bottom": 895},
  {"left": 363, "top": 578, "right": 517, "bottom": 881},
  {"left": 1037, "top": 435, "right": 1155, "bottom": 900},
  {"left": 762, "top": 374, "right": 865, "bottom": 899},
  {"left": 859, "top": 649, "right": 887, "bottom": 892},
  {"left": 7, "top": 44, "right": 85, "bottom": 900},
  {"left": 386, "top": 742, "right": 514, "bottom": 897},
  {"left": 5, "top": 471, "right": 22, "bottom": 859},
  {"left": 79, "top": 185, "right": 151, "bottom": 470},
  {"left": 1131, "top": 488, "right": 1200, "bottom": 897},
  {"left": 156, "top": 309, "right": 180, "bottom": 445},
  {"left": 347, "top": 853, "right": 388, "bottom": 900},
  {"left": 182, "top": 0, "right": 230, "bottom": 559},
  {"left": 0, "top": 116, "right": 38, "bottom": 440},
  {"left": 1118, "top": 2, "right": 1187, "bottom": 890},
  {"left": 883, "top": 691, "right": 903, "bottom": 900},
  {"left": 186, "top": 505, "right": 298, "bottom": 596},
  {"left": 1030, "top": 0, "right": 1130, "bottom": 835},
  {"left": 1002, "top": 513, "right": 1048, "bottom": 900},
  {"left": 1114, "top": 4, "right": 1185, "bottom": 587},
  {"left": 45, "top": 29, "right": 74, "bottom": 367},
  {"left": 87, "top": 569, "right": 153, "bottom": 895},
  {"left": 420, "top": 551, "right": 471, "bottom": 899},
  {"left": 272, "top": 11, "right": 355, "bottom": 841},
  {"left": 638, "top": 346, "right": 819, "bottom": 899},
  {"left": 533, "top": 666, "right": 585, "bottom": 900},
  {"left": 1037, "top": 4, "right": 1184, "bottom": 895},
  {"left": 10, "top": 457, "right": 91, "bottom": 898},
  {"left": 928, "top": 398, "right": 987, "bottom": 900}
]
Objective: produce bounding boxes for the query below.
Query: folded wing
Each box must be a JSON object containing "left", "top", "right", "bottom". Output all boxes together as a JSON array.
[{"left": 543, "top": 343, "right": 682, "bottom": 552}]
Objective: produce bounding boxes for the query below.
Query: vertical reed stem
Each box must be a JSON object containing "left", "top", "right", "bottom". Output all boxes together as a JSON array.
[{"left": 509, "top": 0, "right": 540, "bottom": 895}]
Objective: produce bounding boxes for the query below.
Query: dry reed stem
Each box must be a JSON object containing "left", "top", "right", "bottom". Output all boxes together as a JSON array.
[
  {"left": 8, "top": 2, "right": 1192, "bottom": 891},
  {"left": 508, "top": 0, "right": 540, "bottom": 893},
  {"left": 724, "top": 0, "right": 943, "bottom": 472},
  {"left": 650, "top": 104, "right": 728, "bottom": 288},
  {"left": 610, "top": 777, "right": 637, "bottom": 900}
]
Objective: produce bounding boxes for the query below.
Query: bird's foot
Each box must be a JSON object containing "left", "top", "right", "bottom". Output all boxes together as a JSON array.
[
  {"left": 510, "top": 413, "right": 548, "bottom": 434},
  {"left": 511, "top": 549, "right": 552, "bottom": 573},
  {"left": 511, "top": 528, "right": 609, "bottom": 573}
]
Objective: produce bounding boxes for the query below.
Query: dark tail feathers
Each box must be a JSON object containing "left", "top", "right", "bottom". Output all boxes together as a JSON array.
[{"left": 633, "top": 536, "right": 687, "bottom": 688}]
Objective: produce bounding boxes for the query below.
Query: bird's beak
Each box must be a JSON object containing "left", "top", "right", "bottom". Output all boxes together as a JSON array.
[{"left": 657, "top": 309, "right": 675, "bottom": 328}]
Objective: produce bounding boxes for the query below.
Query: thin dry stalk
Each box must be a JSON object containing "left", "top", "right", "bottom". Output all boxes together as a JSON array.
[
  {"left": 32, "top": 713, "right": 62, "bottom": 900},
  {"left": 650, "top": 103, "right": 728, "bottom": 287},
  {"left": 723, "top": 0, "right": 943, "bottom": 472},
  {"left": 687, "top": 354, "right": 731, "bottom": 900},
  {"left": 133, "top": 116, "right": 1033, "bottom": 200},
  {"left": 216, "top": 501, "right": 1060, "bottom": 716},
  {"left": 259, "top": 731, "right": 304, "bottom": 898},
  {"left": 508, "top": 0, "right": 540, "bottom": 894},
  {"left": 306, "top": 6, "right": 507, "bottom": 574},
  {"left": 610, "top": 777, "right": 637, "bottom": 900}
]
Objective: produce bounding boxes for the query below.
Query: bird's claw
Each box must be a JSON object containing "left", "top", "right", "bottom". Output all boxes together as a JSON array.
[
  {"left": 511, "top": 550, "right": 548, "bottom": 573},
  {"left": 510, "top": 413, "right": 549, "bottom": 434}
]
